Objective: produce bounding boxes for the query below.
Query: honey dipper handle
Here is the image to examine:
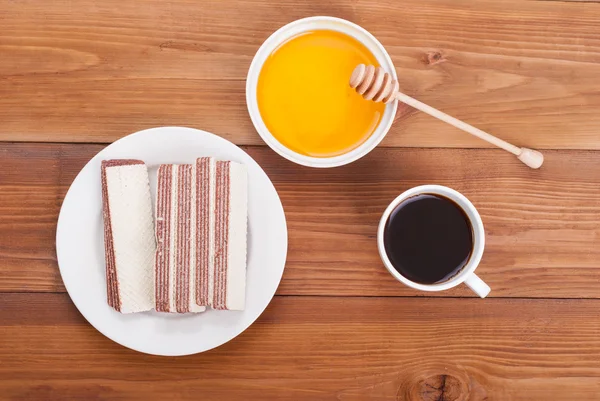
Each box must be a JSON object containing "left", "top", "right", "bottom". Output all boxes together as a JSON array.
[{"left": 394, "top": 92, "right": 544, "bottom": 169}]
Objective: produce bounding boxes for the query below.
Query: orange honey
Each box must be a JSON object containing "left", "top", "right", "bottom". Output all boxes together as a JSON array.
[{"left": 257, "top": 30, "right": 385, "bottom": 158}]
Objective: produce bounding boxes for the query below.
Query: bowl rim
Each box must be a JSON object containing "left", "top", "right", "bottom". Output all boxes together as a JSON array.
[{"left": 245, "top": 16, "right": 398, "bottom": 168}]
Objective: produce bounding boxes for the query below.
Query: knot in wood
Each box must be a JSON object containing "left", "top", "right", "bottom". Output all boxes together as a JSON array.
[
  {"left": 424, "top": 51, "right": 446, "bottom": 66},
  {"left": 400, "top": 373, "right": 468, "bottom": 401}
]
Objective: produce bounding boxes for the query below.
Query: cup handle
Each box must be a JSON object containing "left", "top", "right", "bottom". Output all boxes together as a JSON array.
[{"left": 465, "top": 273, "right": 491, "bottom": 298}]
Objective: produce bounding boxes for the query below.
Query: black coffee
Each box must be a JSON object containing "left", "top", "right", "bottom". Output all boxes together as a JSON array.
[{"left": 383, "top": 194, "right": 473, "bottom": 284}]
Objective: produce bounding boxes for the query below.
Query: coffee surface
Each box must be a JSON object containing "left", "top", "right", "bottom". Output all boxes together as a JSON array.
[{"left": 383, "top": 194, "right": 473, "bottom": 284}]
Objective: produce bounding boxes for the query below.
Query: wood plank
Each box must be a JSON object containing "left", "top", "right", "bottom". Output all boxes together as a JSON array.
[
  {"left": 2, "top": 293, "right": 600, "bottom": 400},
  {"left": 1, "top": 0, "right": 600, "bottom": 148},
  {"left": 1, "top": 143, "right": 599, "bottom": 298}
]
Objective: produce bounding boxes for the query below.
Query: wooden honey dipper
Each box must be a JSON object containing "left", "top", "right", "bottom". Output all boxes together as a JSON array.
[{"left": 350, "top": 64, "right": 544, "bottom": 169}]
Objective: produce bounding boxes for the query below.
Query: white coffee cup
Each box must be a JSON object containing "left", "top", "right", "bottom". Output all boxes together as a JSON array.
[{"left": 377, "top": 185, "right": 491, "bottom": 298}]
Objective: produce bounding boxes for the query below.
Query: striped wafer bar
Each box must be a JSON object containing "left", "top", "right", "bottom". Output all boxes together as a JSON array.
[
  {"left": 155, "top": 164, "right": 206, "bottom": 313},
  {"left": 197, "top": 159, "right": 248, "bottom": 311},
  {"left": 154, "top": 158, "right": 247, "bottom": 313},
  {"left": 195, "top": 157, "right": 216, "bottom": 307},
  {"left": 101, "top": 160, "right": 156, "bottom": 313}
]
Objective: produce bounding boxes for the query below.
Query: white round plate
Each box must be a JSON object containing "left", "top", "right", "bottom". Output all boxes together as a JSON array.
[{"left": 56, "top": 127, "right": 287, "bottom": 356}]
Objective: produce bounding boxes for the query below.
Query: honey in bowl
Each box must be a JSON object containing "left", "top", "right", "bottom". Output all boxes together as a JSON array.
[{"left": 257, "top": 30, "right": 385, "bottom": 158}]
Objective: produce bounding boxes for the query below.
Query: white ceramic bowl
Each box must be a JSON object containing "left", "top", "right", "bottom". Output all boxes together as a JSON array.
[{"left": 246, "top": 16, "right": 398, "bottom": 168}]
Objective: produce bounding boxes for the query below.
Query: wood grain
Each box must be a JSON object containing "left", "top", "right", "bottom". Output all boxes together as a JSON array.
[
  {"left": 2, "top": 293, "right": 600, "bottom": 400},
  {"left": 2, "top": 1, "right": 600, "bottom": 399},
  {"left": 1, "top": 0, "right": 600, "bottom": 148},
  {"left": 1, "top": 143, "right": 599, "bottom": 298}
]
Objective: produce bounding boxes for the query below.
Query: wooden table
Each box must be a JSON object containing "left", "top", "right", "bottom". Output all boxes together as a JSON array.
[{"left": 1, "top": 0, "right": 600, "bottom": 400}]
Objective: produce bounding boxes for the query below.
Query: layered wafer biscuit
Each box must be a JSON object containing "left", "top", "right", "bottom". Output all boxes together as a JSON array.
[
  {"left": 101, "top": 160, "right": 156, "bottom": 313},
  {"left": 210, "top": 160, "right": 248, "bottom": 311},
  {"left": 195, "top": 157, "right": 216, "bottom": 307},
  {"left": 155, "top": 164, "right": 206, "bottom": 313},
  {"left": 155, "top": 158, "right": 247, "bottom": 313}
]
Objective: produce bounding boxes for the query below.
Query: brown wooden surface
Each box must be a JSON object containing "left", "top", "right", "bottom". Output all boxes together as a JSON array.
[
  {"left": 2, "top": 0, "right": 600, "bottom": 399},
  {"left": 2, "top": 0, "right": 600, "bottom": 148},
  {"left": 3, "top": 294, "right": 600, "bottom": 401},
  {"left": 1, "top": 143, "right": 599, "bottom": 298}
]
